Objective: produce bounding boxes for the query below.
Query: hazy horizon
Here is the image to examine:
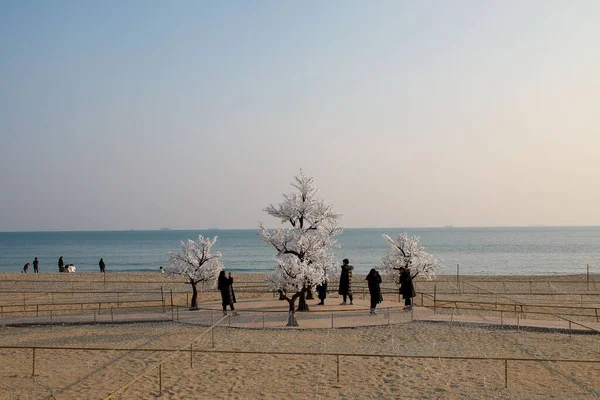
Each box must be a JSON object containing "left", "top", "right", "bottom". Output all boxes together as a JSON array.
[{"left": 1, "top": 1, "right": 599, "bottom": 231}]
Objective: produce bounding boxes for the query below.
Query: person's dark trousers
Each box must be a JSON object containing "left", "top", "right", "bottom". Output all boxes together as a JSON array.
[
  {"left": 370, "top": 297, "right": 377, "bottom": 309},
  {"left": 404, "top": 297, "right": 412, "bottom": 306},
  {"left": 343, "top": 294, "right": 353, "bottom": 303}
]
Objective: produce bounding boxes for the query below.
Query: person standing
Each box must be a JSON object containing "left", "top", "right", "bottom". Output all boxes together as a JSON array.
[
  {"left": 58, "top": 256, "right": 64, "bottom": 273},
  {"left": 218, "top": 271, "right": 238, "bottom": 316},
  {"left": 99, "top": 258, "right": 106, "bottom": 273},
  {"left": 33, "top": 257, "right": 39, "bottom": 273},
  {"left": 399, "top": 266, "right": 415, "bottom": 310},
  {"left": 366, "top": 268, "right": 383, "bottom": 315},
  {"left": 316, "top": 281, "right": 328, "bottom": 305},
  {"left": 23, "top": 263, "right": 30, "bottom": 273},
  {"left": 338, "top": 258, "right": 354, "bottom": 305}
]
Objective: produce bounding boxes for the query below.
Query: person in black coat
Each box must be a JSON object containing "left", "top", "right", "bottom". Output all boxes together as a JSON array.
[
  {"left": 316, "top": 281, "right": 328, "bottom": 305},
  {"left": 338, "top": 259, "right": 354, "bottom": 305},
  {"left": 366, "top": 268, "right": 383, "bottom": 315},
  {"left": 58, "top": 256, "right": 64, "bottom": 273},
  {"left": 218, "top": 271, "right": 238, "bottom": 316},
  {"left": 399, "top": 266, "right": 415, "bottom": 309},
  {"left": 33, "top": 257, "right": 39, "bottom": 273},
  {"left": 99, "top": 258, "right": 106, "bottom": 273}
]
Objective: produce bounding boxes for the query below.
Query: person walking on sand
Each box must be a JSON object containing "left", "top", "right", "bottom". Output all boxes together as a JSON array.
[
  {"left": 338, "top": 258, "right": 354, "bottom": 305},
  {"left": 33, "top": 257, "right": 39, "bottom": 273},
  {"left": 58, "top": 256, "right": 64, "bottom": 273},
  {"left": 23, "top": 262, "right": 30, "bottom": 273},
  {"left": 366, "top": 268, "right": 383, "bottom": 315},
  {"left": 399, "top": 266, "right": 415, "bottom": 310},
  {"left": 99, "top": 258, "right": 106, "bottom": 273},
  {"left": 218, "top": 271, "right": 238, "bottom": 316}
]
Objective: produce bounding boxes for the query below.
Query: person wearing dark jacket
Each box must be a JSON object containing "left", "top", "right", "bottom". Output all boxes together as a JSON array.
[
  {"left": 316, "top": 281, "right": 328, "bottom": 305},
  {"left": 33, "top": 257, "right": 39, "bottom": 273},
  {"left": 366, "top": 268, "right": 383, "bottom": 315},
  {"left": 58, "top": 256, "right": 64, "bottom": 273},
  {"left": 399, "top": 266, "right": 416, "bottom": 309},
  {"left": 99, "top": 258, "right": 106, "bottom": 273},
  {"left": 218, "top": 271, "right": 238, "bottom": 316},
  {"left": 338, "top": 259, "right": 354, "bottom": 305}
]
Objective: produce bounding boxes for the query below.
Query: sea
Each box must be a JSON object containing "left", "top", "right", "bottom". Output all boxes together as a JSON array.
[{"left": 0, "top": 227, "right": 598, "bottom": 276}]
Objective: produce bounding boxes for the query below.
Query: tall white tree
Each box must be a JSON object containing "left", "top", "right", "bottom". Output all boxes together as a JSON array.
[
  {"left": 381, "top": 233, "right": 443, "bottom": 285},
  {"left": 260, "top": 171, "right": 342, "bottom": 326},
  {"left": 167, "top": 235, "right": 223, "bottom": 310}
]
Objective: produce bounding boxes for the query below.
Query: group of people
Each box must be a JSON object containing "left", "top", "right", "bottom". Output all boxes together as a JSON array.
[
  {"left": 22, "top": 257, "right": 39, "bottom": 273},
  {"left": 22, "top": 257, "right": 107, "bottom": 273},
  {"left": 317, "top": 258, "right": 416, "bottom": 314}
]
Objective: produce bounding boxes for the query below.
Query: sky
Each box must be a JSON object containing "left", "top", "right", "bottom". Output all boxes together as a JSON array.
[{"left": 0, "top": 1, "right": 599, "bottom": 231}]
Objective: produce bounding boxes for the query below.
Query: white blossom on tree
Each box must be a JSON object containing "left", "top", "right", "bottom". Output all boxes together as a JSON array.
[
  {"left": 166, "top": 235, "right": 223, "bottom": 310},
  {"left": 381, "top": 233, "right": 443, "bottom": 285},
  {"left": 260, "top": 171, "right": 342, "bottom": 326}
]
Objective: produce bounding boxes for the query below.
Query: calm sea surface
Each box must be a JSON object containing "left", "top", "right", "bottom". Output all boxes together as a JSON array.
[{"left": 0, "top": 227, "right": 598, "bottom": 275}]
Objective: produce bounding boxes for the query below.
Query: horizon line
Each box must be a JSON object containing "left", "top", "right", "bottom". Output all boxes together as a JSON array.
[{"left": 1, "top": 225, "right": 600, "bottom": 233}]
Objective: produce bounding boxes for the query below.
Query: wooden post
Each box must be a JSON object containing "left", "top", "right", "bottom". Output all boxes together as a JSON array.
[
  {"left": 170, "top": 290, "right": 174, "bottom": 309},
  {"left": 433, "top": 285, "right": 437, "bottom": 314},
  {"left": 456, "top": 264, "right": 459, "bottom": 285},
  {"left": 32, "top": 348, "right": 36, "bottom": 376},
  {"left": 336, "top": 355, "right": 340, "bottom": 382},
  {"left": 158, "top": 364, "right": 162, "bottom": 395},
  {"left": 331, "top": 312, "right": 334, "bottom": 328},
  {"left": 387, "top": 307, "right": 390, "bottom": 325},
  {"left": 504, "top": 359, "right": 508, "bottom": 388},
  {"left": 176, "top": 306, "right": 179, "bottom": 321},
  {"left": 587, "top": 264, "right": 590, "bottom": 291},
  {"left": 36, "top": 304, "right": 39, "bottom": 317}
]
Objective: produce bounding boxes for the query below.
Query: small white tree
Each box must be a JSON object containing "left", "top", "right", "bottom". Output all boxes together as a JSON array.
[
  {"left": 167, "top": 235, "right": 223, "bottom": 310},
  {"left": 381, "top": 233, "right": 443, "bottom": 286},
  {"left": 260, "top": 171, "right": 342, "bottom": 326}
]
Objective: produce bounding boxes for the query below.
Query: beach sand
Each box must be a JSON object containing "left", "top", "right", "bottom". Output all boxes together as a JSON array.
[{"left": 0, "top": 272, "right": 598, "bottom": 399}]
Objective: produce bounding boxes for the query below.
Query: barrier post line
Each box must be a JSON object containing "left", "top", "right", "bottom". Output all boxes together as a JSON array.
[
  {"left": 161, "top": 286, "right": 165, "bottom": 312},
  {"left": 336, "top": 354, "right": 340, "bottom": 382},
  {"left": 331, "top": 312, "right": 334, "bottom": 329},
  {"left": 170, "top": 290, "right": 174, "bottom": 310},
  {"left": 32, "top": 347, "right": 35, "bottom": 376},
  {"left": 176, "top": 306, "right": 179, "bottom": 321},
  {"left": 504, "top": 359, "right": 508, "bottom": 388}
]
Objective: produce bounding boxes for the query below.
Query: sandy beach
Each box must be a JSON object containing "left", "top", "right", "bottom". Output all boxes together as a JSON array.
[{"left": 0, "top": 272, "right": 598, "bottom": 399}]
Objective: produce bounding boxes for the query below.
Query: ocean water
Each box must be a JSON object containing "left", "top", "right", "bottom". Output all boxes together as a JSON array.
[{"left": 0, "top": 227, "right": 598, "bottom": 276}]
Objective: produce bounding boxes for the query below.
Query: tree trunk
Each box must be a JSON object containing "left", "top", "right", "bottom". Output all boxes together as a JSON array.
[
  {"left": 286, "top": 295, "right": 299, "bottom": 326},
  {"left": 190, "top": 282, "right": 199, "bottom": 310},
  {"left": 296, "top": 286, "right": 309, "bottom": 312}
]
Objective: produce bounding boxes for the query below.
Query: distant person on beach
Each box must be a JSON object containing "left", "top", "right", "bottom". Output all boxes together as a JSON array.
[
  {"left": 399, "top": 266, "right": 415, "bottom": 310},
  {"left": 316, "top": 281, "right": 328, "bottom": 305},
  {"left": 23, "top": 262, "right": 30, "bottom": 273},
  {"left": 33, "top": 257, "right": 39, "bottom": 273},
  {"left": 159, "top": 266, "right": 165, "bottom": 274},
  {"left": 58, "top": 256, "right": 64, "bottom": 273},
  {"left": 338, "top": 258, "right": 354, "bottom": 305},
  {"left": 218, "top": 271, "right": 238, "bottom": 316},
  {"left": 366, "top": 268, "right": 383, "bottom": 315},
  {"left": 99, "top": 258, "right": 106, "bottom": 273}
]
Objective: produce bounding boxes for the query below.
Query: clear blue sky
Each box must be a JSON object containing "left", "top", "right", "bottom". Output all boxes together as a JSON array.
[{"left": 1, "top": 1, "right": 599, "bottom": 231}]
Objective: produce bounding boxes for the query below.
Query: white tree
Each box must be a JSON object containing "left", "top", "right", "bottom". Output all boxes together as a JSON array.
[
  {"left": 381, "top": 233, "right": 443, "bottom": 286},
  {"left": 260, "top": 171, "right": 342, "bottom": 326},
  {"left": 167, "top": 235, "right": 223, "bottom": 310}
]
